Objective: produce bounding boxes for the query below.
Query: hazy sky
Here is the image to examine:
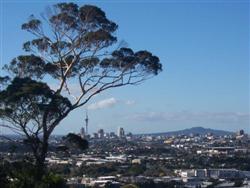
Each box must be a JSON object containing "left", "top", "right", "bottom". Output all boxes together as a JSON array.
[{"left": 0, "top": 0, "right": 249, "bottom": 134}]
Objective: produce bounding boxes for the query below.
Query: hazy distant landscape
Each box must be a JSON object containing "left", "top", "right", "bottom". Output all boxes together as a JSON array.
[{"left": 139, "top": 127, "right": 234, "bottom": 137}]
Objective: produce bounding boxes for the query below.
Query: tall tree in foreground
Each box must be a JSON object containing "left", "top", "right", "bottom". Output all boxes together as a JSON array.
[{"left": 0, "top": 2, "right": 162, "bottom": 179}]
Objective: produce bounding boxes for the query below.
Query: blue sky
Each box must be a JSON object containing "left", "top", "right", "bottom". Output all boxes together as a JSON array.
[{"left": 0, "top": 0, "right": 249, "bottom": 134}]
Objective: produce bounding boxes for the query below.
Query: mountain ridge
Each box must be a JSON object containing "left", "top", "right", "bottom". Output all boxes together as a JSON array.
[{"left": 139, "top": 126, "right": 234, "bottom": 136}]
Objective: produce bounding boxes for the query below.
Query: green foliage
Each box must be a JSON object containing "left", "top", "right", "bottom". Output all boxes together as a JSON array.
[
  {"left": 0, "top": 160, "right": 66, "bottom": 188},
  {"left": 0, "top": 77, "right": 72, "bottom": 123},
  {"left": 127, "top": 164, "right": 146, "bottom": 176},
  {"left": 76, "top": 163, "right": 118, "bottom": 177},
  {"left": 4, "top": 2, "right": 162, "bottom": 81},
  {"left": 49, "top": 164, "right": 71, "bottom": 176},
  {"left": 63, "top": 133, "right": 89, "bottom": 151},
  {"left": 121, "top": 184, "right": 139, "bottom": 188},
  {"left": 4, "top": 55, "right": 46, "bottom": 79},
  {"left": 144, "top": 165, "right": 166, "bottom": 177},
  {"left": 233, "top": 179, "right": 244, "bottom": 187},
  {"left": 0, "top": 162, "right": 10, "bottom": 188},
  {"left": 39, "top": 173, "right": 66, "bottom": 188}
]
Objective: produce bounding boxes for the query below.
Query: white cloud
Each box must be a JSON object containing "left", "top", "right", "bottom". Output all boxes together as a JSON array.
[
  {"left": 125, "top": 100, "right": 136, "bottom": 105},
  {"left": 88, "top": 97, "right": 118, "bottom": 110},
  {"left": 87, "top": 98, "right": 136, "bottom": 110}
]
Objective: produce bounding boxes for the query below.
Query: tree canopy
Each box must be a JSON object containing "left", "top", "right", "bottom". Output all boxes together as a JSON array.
[
  {"left": 0, "top": 2, "right": 162, "bottom": 180},
  {"left": 62, "top": 133, "right": 89, "bottom": 151},
  {"left": 0, "top": 77, "right": 71, "bottom": 137}
]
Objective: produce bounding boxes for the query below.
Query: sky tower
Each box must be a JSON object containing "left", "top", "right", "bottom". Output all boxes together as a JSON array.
[{"left": 85, "top": 110, "right": 89, "bottom": 135}]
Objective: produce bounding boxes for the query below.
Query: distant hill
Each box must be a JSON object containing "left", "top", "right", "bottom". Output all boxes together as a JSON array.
[{"left": 141, "top": 127, "right": 233, "bottom": 136}]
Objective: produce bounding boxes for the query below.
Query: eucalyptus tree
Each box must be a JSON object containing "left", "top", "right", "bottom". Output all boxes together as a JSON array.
[{"left": 0, "top": 2, "right": 162, "bottom": 179}]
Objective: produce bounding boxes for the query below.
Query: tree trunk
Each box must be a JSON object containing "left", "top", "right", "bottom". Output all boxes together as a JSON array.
[
  {"left": 35, "top": 157, "right": 46, "bottom": 181},
  {"left": 34, "top": 140, "right": 48, "bottom": 181}
]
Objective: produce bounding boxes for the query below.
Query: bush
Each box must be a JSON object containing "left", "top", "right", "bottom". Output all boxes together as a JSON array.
[
  {"left": 122, "top": 184, "right": 139, "bottom": 188},
  {"left": 0, "top": 160, "right": 66, "bottom": 188}
]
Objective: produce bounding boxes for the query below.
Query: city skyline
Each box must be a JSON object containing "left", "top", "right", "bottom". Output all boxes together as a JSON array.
[{"left": 0, "top": 1, "right": 249, "bottom": 134}]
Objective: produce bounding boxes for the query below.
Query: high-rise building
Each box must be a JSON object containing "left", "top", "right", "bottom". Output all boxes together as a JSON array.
[
  {"left": 238, "top": 129, "right": 244, "bottom": 136},
  {"left": 118, "top": 127, "right": 125, "bottom": 138},
  {"left": 85, "top": 110, "right": 89, "bottom": 135},
  {"left": 104, "top": 132, "right": 110, "bottom": 138},
  {"left": 98, "top": 129, "right": 104, "bottom": 139},
  {"left": 93, "top": 133, "right": 98, "bottom": 139},
  {"left": 110, "top": 132, "right": 116, "bottom": 138}
]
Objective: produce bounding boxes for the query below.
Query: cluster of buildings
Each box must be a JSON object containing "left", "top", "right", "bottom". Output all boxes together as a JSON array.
[
  {"left": 1, "top": 122, "right": 249, "bottom": 188},
  {"left": 80, "top": 127, "right": 127, "bottom": 140},
  {"left": 65, "top": 169, "right": 250, "bottom": 188},
  {"left": 78, "top": 112, "right": 127, "bottom": 140},
  {"left": 44, "top": 128, "right": 250, "bottom": 187},
  {"left": 177, "top": 169, "right": 250, "bottom": 179}
]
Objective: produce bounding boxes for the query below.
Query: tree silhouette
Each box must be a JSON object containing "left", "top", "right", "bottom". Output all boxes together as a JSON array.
[
  {"left": 62, "top": 133, "right": 89, "bottom": 152},
  {"left": 0, "top": 2, "right": 162, "bottom": 180}
]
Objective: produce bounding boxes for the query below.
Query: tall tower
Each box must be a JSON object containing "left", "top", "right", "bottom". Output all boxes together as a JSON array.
[
  {"left": 85, "top": 110, "right": 89, "bottom": 135},
  {"left": 80, "top": 127, "right": 85, "bottom": 138}
]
